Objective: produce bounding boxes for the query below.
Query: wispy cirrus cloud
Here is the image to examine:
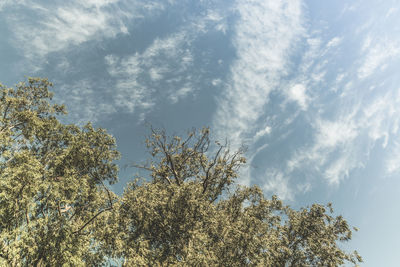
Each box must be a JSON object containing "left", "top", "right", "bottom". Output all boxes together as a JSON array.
[
  {"left": 3, "top": 0, "right": 230, "bottom": 123},
  {"left": 285, "top": 73, "right": 400, "bottom": 188},
  {"left": 211, "top": 0, "right": 305, "bottom": 195},
  {"left": 212, "top": 0, "right": 400, "bottom": 200},
  {"left": 358, "top": 37, "right": 400, "bottom": 79},
  {"left": 286, "top": 110, "right": 360, "bottom": 185},
  {"left": 54, "top": 79, "right": 117, "bottom": 125},
  {"left": 213, "top": 0, "right": 304, "bottom": 148},
  {"left": 52, "top": 30, "right": 195, "bottom": 124},
  {"left": 9, "top": 1, "right": 127, "bottom": 57},
  {"left": 286, "top": 84, "right": 309, "bottom": 110},
  {"left": 262, "top": 169, "right": 293, "bottom": 201},
  {"left": 102, "top": 5, "right": 232, "bottom": 119},
  {"left": 386, "top": 141, "right": 400, "bottom": 175},
  {"left": 361, "top": 89, "right": 400, "bottom": 148},
  {"left": 284, "top": 38, "right": 400, "bottom": 187},
  {"left": 4, "top": 0, "right": 169, "bottom": 69},
  {"left": 54, "top": 28, "right": 196, "bottom": 123},
  {"left": 104, "top": 31, "right": 194, "bottom": 116}
]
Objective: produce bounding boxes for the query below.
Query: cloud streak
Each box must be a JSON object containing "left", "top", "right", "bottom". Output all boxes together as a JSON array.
[
  {"left": 102, "top": 5, "right": 232, "bottom": 119},
  {"left": 4, "top": 0, "right": 171, "bottom": 70},
  {"left": 104, "top": 31, "right": 194, "bottom": 116},
  {"left": 212, "top": 0, "right": 400, "bottom": 200},
  {"left": 213, "top": 0, "right": 304, "bottom": 148},
  {"left": 358, "top": 37, "right": 400, "bottom": 79},
  {"left": 211, "top": 0, "right": 304, "bottom": 196},
  {"left": 9, "top": 1, "right": 129, "bottom": 58}
]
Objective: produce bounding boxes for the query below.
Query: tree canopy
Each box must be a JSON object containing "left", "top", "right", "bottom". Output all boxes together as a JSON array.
[
  {"left": 0, "top": 78, "right": 119, "bottom": 266},
  {"left": 0, "top": 78, "right": 362, "bottom": 266}
]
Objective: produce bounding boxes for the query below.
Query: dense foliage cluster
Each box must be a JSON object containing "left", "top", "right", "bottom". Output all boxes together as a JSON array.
[{"left": 0, "top": 79, "right": 362, "bottom": 266}]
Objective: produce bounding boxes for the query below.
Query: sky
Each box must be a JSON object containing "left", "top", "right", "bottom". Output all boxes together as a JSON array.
[{"left": 1, "top": 0, "right": 400, "bottom": 265}]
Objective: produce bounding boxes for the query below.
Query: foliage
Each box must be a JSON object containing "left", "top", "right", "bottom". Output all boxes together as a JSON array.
[
  {"left": 0, "top": 78, "right": 119, "bottom": 266},
  {"left": 104, "top": 127, "right": 362, "bottom": 266},
  {"left": 0, "top": 78, "right": 362, "bottom": 266}
]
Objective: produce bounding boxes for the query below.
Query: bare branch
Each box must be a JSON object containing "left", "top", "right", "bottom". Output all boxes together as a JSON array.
[{"left": 202, "top": 144, "right": 224, "bottom": 194}]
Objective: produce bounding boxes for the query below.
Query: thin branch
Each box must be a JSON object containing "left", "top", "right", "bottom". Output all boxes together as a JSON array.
[
  {"left": 57, "top": 202, "right": 62, "bottom": 217},
  {"left": 1, "top": 122, "right": 24, "bottom": 134},
  {"left": 25, "top": 208, "right": 30, "bottom": 225},
  {"left": 202, "top": 145, "right": 223, "bottom": 194},
  {"left": 166, "top": 153, "right": 180, "bottom": 186},
  {"left": 100, "top": 179, "right": 114, "bottom": 209},
  {"left": 2, "top": 100, "right": 11, "bottom": 120},
  {"left": 130, "top": 163, "right": 153, "bottom": 172},
  {"left": 73, "top": 207, "right": 111, "bottom": 235}
]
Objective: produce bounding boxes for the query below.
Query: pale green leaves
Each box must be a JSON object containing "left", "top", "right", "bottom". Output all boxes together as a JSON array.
[
  {"left": 0, "top": 78, "right": 119, "bottom": 266},
  {"left": 0, "top": 78, "right": 361, "bottom": 266},
  {"left": 107, "top": 128, "right": 362, "bottom": 266}
]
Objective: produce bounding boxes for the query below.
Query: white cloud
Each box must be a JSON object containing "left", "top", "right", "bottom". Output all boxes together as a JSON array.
[
  {"left": 326, "top": 37, "right": 342, "bottom": 48},
  {"left": 263, "top": 169, "right": 293, "bottom": 201},
  {"left": 101, "top": 6, "right": 238, "bottom": 118},
  {"left": 361, "top": 90, "right": 400, "bottom": 148},
  {"left": 205, "top": 9, "right": 223, "bottom": 22},
  {"left": 53, "top": 25, "right": 196, "bottom": 123},
  {"left": 254, "top": 125, "right": 272, "bottom": 140},
  {"left": 80, "top": 0, "right": 119, "bottom": 8},
  {"left": 213, "top": 0, "right": 304, "bottom": 149},
  {"left": 6, "top": 2, "right": 228, "bottom": 124},
  {"left": 168, "top": 86, "right": 193, "bottom": 104},
  {"left": 324, "top": 154, "right": 353, "bottom": 185},
  {"left": 149, "top": 67, "right": 166, "bottom": 81},
  {"left": 286, "top": 109, "right": 360, "bottom": 184},
  {"left": 277, "top": 5, "right": 400, "bottom": 186},
  {"left": 211, "top": 0, "right": 305, "bottom": 192},
  {"left": 386, "top": 141, "right": 400, "bottom": 175},
  {"left": 358, "top": 38, "right": 400, "bottom": 79},
  {"left": 361, "top": 35, "right": 372, "bottom": 52},
  {"left": 105, "top": 31, "right": 195, "bottom": 114},
  {"left": 0, "top": 0, "right": 27, "bottom": 11},
  {"left": 209, "top": 0, "right": 400, "bottom": 197},
  {"left": 5, "top": 0, "right": 171, "bottom": 67},
  {"left": 335, "top": 73, "right": 346, "bottom": 83},
  {"left": 286, "top": 84, "right": 309, "bottom": 110},
  {"left": 191, "top": 8, "right": 228, "bottom": 34},
  {"left": 54, "top": 79, "right": 117, "bottom": 125},
  {"left": 297, "top": 182, "right": 311, "bottom": 194},
  {"left": 9, "top": 1, "right": 132, "bottom": 60},
  {"left": 56, "top": 57, "right": 71, "bottom": 73},
  {"left": 286, "top": 84, "right": 400, "bottom": 184},
  {"left": 211, "top": 79, "right": 222, "bottom": 86},
  {"left": 315, "top": 118, "right": 357, "bottom": 148},
  {"left": 341, "top": 2, "right": 360, "bottom": 14}
]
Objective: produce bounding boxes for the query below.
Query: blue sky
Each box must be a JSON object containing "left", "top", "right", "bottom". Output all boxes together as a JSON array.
[{"left": 1, "top": 0, "right": 400, "bottom": 265}]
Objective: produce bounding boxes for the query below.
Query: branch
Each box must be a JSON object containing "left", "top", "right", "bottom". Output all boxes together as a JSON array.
[
  {"left": 166, "top": 153, "right": 180, "bottom": 186},
  {"left": 73, "top": 207, "right": 112, "bottom": 235},
  {"left": 100, "top": 179, "right": 114, "bottom": 209},
  {"left": 202, "top": 145, "right": 223, "bottom": 194},
  {"left": 2, "top": 100, "right": 11, "bottom": 121},
  {"left": 57, "top": 202, "right": 62, "bottom": 217},
  {"left": 130, "top": 163, "right": 153, "bottom": 172},
  {"left": 25, "top": 208, "right": 30, "bottom": 225},
  {"left": 1, "top": 122, "right": 24, "bottom": 134},
  {"left": 151, "top": 128, "right": 180, "bottom": 185}
]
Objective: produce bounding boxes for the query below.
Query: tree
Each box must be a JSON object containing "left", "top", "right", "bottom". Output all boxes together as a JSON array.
[
  {"left": 103, "top": 127, "right": 362, "bottom": 266},
  {"left": 0, "top": 78, "right": 362, "bottom": 266},
  {"left": 0, "top": 78, "right": 120, "bottom": 266}
]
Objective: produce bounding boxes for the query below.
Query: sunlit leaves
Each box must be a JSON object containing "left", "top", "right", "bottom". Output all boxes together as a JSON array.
[
  {"left": 0, "top": 78, "right": 361, "bottom": 266},
  {"left": 105, "top": 128, "right": 362, "bottom": 266},
  {"left": 0, "top": 78, "right": 119, "bottom": 266}
]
